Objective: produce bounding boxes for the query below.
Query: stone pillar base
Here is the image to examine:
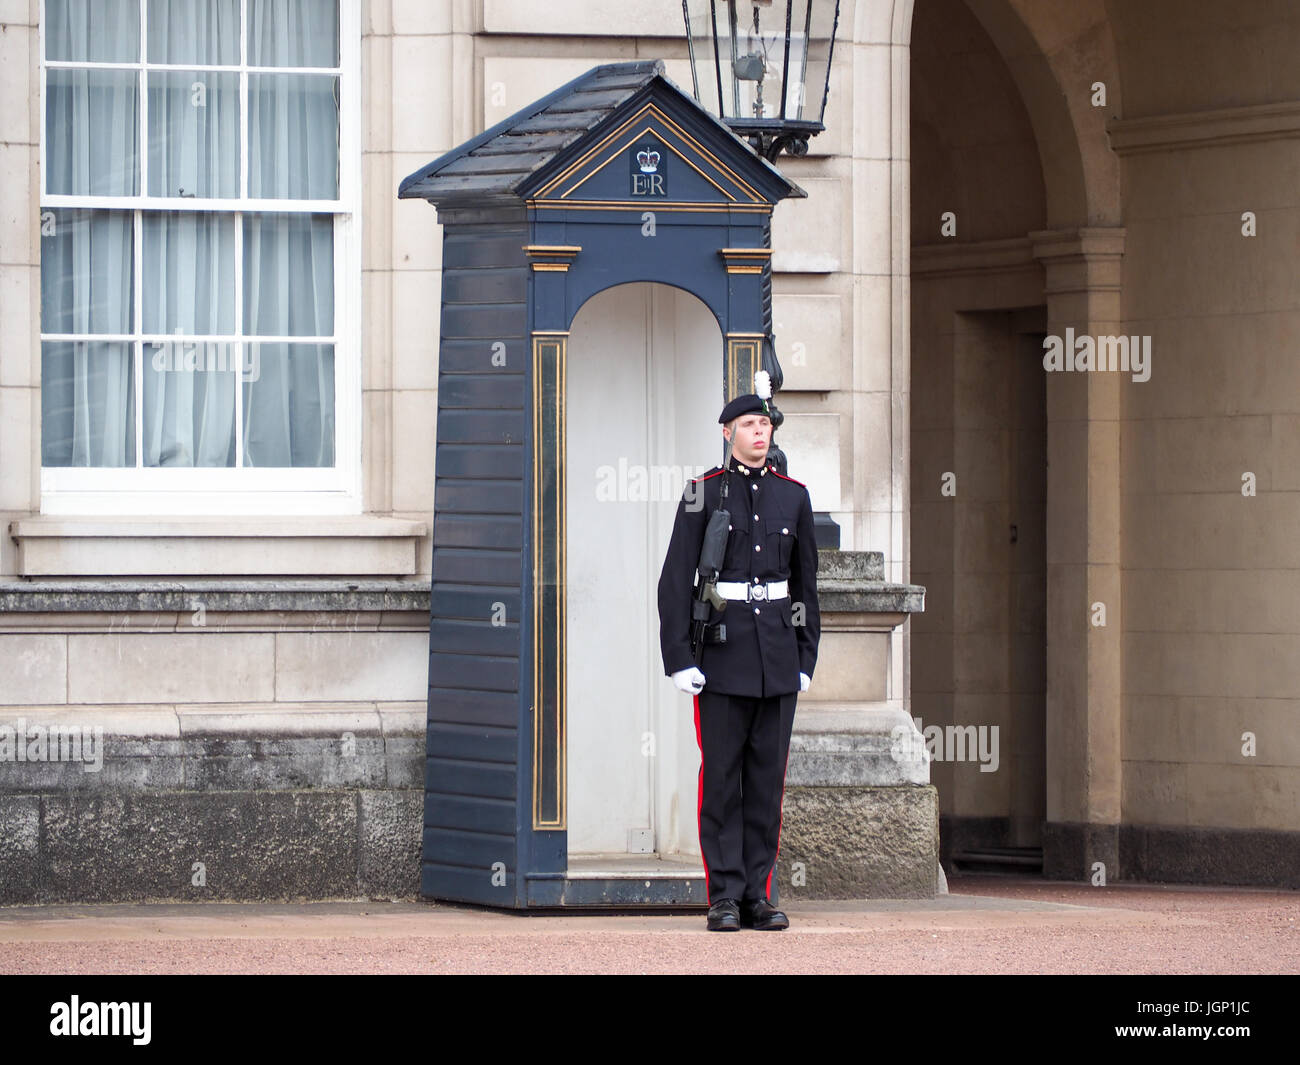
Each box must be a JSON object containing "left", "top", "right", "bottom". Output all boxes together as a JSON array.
[
  {"left": 1042, "top": 821, "right": 1120, "bottom": 883},
  {"left": 776, "top": 784, "right": 940, "bottom": 899}
]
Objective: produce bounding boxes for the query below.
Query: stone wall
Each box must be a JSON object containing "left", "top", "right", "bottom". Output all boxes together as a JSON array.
[
  {"left": 0, "top": 563, "right": 931, "bottom": 904},
  {"left": 0, "top": 584, "right": 426, "bottom": 904}
]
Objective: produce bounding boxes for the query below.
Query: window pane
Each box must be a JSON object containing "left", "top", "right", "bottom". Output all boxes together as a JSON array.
[
  {"left": 248, "top": 0, "right": 339, "bottom": 67},
  {"left": 243, "top": 215, "right": 334, "bottom": 336},
  {"left": 45, "top": 0, "right": 140, "bottom": 62},
  {"left": 46, "top": 69, "right": 140, "bottom": 197},
  {"left": 147, "top": 72, "right": 239, "bottom": 198},
  {"left": 41, "top": 341, "right": 136, "bottom": 467},
  {"left": 147, "top": 0, "right": 240, "bottom": 65},
  {"left": 143, "top": 341, "right": 236, "bottom": 466},
  {"left": 41, "top": 209, "right": 134, "bottom": 335},
  {"left": 142, "top": 213, "right": 236, "bottom": 335},
  {"left": 248, "top": 74, "right": 339, "bottom": 199},
  {"left": 242, "top": 343, "right": 335, "bottom": 467}
]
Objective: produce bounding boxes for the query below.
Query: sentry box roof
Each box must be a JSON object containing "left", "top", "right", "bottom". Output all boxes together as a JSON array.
[{"left": 399, "top": 60, "right": 803, "bottom": 210}]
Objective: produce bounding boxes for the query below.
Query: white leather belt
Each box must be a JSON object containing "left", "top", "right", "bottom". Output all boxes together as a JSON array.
[{"left": 715, "top": 580, "right": 789, "bottom": 602}]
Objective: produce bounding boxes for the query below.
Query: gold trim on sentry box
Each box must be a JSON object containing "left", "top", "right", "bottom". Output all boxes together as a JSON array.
[
  {"left": 527, "top": 200, "right": 772, "bottom": 214},
  {"left": 531, "top": 333, "right": 567, "bottom": 831},
  {"left": 558, "top": 331, "right": 567, "bottom": 832},
  {"left": 560, "top": 122, "right": 734, "bottom": 202},
  {"left": 533, "top": 102, "right": 765, "bottom": 203},
  {"left": 726, "top": 336, "right": 762, "bottom": 401},
  {"left": 719, "top": 247, "right": 771, "bottom": 275},
  {"left": 524, "top": 245, "right": 582, "bottom": 272}
]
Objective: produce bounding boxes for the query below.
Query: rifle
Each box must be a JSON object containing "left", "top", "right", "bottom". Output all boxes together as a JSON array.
[{"left": 689, "top": 435, "right": 733, "bottom": 664}]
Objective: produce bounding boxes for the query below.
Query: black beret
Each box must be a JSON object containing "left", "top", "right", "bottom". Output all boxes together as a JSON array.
[{"left": 718, "top": 393, "right": 771, "bottom": 424}]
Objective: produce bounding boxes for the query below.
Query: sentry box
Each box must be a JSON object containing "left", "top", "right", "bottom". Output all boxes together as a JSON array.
[{"left": 400, "top": 61, "right": 802, "bottom": 908}]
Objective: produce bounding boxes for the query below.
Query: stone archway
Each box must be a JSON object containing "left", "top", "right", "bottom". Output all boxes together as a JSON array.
[{"left": 892, "top": 0, "right": 1128, "bottom": 880}]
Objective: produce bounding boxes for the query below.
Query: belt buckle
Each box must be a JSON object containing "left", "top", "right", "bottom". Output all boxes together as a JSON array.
[{"left": 749, "top": 584, "right": 767, "bottom": 602}]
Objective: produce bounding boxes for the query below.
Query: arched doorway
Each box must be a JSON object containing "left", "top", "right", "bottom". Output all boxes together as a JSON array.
[
  {"left": 909, "top": 0, "right": 1050, "bottom": 873},
  {"left": 565, "top": 282, "right": 721, "bottom": 865},
  {"left": 906, "top": 0, "right": 1126, "bottom": 880}
]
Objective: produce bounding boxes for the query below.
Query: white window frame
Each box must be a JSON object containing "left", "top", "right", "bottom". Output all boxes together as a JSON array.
[{"left": 37, "top": 0, "right": 363, "bottom": 516}]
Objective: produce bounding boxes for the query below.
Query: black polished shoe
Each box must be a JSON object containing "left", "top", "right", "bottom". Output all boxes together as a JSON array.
[
  {"left": 740, "top": 897, "right": 789, "bottom": 931},
  {"left": 706, "top": 898, "right": 741, "bottom": 932}
]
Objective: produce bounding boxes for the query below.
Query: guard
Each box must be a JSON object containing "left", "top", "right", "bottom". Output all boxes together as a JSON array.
[{"left": 656, "top": 376, "right": 821, "bottom": 931}]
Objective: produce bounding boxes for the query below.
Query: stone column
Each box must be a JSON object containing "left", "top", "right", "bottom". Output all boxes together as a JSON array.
[
  {"left": 1030, "top": 227, "right": 1126, "bottom": 882},
  {"left": 842, "top": 0, "right": 919, "bottom": 769}
]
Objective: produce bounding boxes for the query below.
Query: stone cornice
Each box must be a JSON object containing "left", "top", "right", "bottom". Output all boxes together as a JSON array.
[
  {"left": 0, "top": 579, "right": 428, "bottom": 622},
  {"left": 911, "top": 237, "right": 1037, "bottom": 279},
  {"left": 0, "top": 571, "right": 924, "bottom": 622},
  {"left": 1028, "top": 227, "right": 1126, "bottom": 296},
  {"left": 1108, "top": 100, "right": 1300, "bottom": 156},
  {"left": 1028, "top": 227, "right": 1127, "bottom": 261}
]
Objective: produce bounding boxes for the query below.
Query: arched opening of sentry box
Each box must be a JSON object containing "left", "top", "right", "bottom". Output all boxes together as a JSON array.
[{"left": 565, "top": 282, "right": 720, "bottom": 879}]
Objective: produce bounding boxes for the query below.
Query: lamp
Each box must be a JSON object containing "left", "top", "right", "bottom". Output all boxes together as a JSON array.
[{"left": 681, "top": 0, "right": 841, "bottom": 161}]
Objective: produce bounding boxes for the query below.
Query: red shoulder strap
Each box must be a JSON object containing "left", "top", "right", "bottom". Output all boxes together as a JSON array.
[{"left": 769, "top": 467, "right": 806, "bottom": 488}]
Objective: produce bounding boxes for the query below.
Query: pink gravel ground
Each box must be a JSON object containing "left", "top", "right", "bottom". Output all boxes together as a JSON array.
[{"left": 0, "top": 875, "right": 1296, "bottom": 975}]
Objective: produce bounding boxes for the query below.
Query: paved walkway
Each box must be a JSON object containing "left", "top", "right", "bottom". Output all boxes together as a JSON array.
[{"left": 1, "top": 876, "right": 1296, "bottom": 974}]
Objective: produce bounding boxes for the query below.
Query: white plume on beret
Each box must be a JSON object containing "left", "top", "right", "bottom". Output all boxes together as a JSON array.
[{"left": 754, "top": 370, "right": 772, "bottom": 400}]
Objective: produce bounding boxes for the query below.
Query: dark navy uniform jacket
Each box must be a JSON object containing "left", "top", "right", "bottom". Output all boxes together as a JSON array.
[{"left": 657, "top": 454, "right": 821, "bottom": 697}]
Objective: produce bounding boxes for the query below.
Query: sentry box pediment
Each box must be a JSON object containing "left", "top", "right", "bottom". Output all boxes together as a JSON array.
[
  {"left": 399, "top": 61, "right": 801, "bottom": 909},
  {"left": 400, "top": 60, "right": 800, "bottom": 210}
]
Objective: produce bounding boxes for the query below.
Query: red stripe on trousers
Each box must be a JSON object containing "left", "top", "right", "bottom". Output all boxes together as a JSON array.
[
  {"left": 764, "top": 739, "right": 793, "bottom": 900},
  {"left": 693, "top": 693, "right": 710, "bottom": 899}
]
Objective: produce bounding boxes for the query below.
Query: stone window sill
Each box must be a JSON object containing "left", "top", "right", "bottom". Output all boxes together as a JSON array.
[{"left": 7, "top": 517, "right": 428, "bottom": 578}]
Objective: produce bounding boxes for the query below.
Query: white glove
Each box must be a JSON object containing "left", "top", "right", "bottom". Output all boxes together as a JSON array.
[
  {"left": 799, "top": 672, "right": 811, "bottom": 692},
  {"left": 672, "top": 667, "right": 706, "bottom": 694}
]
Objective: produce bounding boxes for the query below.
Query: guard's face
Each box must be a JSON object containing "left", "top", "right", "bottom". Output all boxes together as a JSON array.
[{"left": 724, "top": 414, "right": 771, "bottom": 464}]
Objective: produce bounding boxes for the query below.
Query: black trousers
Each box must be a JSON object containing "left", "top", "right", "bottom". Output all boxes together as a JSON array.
[{"left": 692, "top": 689, "right": 798, "bottom": 904}]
